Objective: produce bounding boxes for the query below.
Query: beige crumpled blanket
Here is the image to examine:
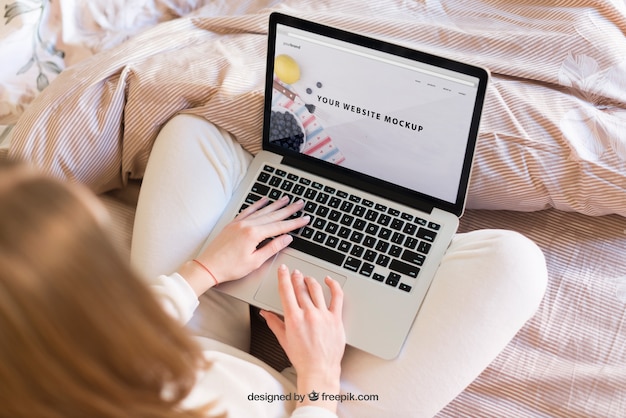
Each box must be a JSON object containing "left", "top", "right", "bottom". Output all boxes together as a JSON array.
[{"left": 9, "top": 0, "right": 626, "bottom": 216}]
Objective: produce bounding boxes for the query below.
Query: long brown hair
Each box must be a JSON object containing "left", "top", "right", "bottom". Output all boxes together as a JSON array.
[{"left": 0, "top": 161, "right": 222, "bottom": 418}]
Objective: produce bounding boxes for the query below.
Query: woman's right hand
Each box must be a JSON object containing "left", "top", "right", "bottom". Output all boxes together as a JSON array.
[
  {"left": 262, "top": 265, "right": 346, "bottom": 414},
  {"left": 179, "top": 196, "right": 310, "bottom": 296}
]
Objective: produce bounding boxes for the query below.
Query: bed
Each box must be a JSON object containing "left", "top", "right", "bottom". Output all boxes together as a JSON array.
[{"left": 2, "top": 1, "right": 625, "bottom": 416}]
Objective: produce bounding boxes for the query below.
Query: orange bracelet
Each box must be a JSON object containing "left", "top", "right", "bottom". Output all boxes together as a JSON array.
[{"left": 192, "top": 259, "right": 219, "bottom": 286}]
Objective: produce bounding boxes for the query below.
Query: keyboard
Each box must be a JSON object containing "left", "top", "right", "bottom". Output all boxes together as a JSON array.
[{"left": 239, "top": 164, "right": 441, "bottom": 293}]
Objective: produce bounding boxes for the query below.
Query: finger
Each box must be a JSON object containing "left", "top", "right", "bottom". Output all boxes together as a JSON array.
[
  {"left": 236, "top": 196, "right": 270, "bottom": 219},
  {"left": 253, "top": 214, "right": 309, "bottom": 247},
  {"left": 245, "top": 214, "right": 309, "bottom": 259},
  {"left": 253, "top": 234, "right": 294, "bottom": 262},
  {"left": 304, "top": 276, "right": 327, "bottom": 308},
  {"left": 253, "top": 199, "right": 306, "bottom": 224},
  {"left": 277, "top": 264, "right": 299, "bottom": 313},
  {"left": 292, "top": 269, "right": 315, "bottom": 310},
  {"left": 260, "top": 310, "right": 287, "bottom": 346},
  {"left": 245, "top": 195, "right": 292, "bottom": 219},
  {"left": 325, "top": 276, "right": 344, "bottom": 314}
]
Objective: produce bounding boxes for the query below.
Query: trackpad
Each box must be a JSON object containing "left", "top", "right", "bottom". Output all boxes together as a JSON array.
[{"left": 254, "top": 253, "right": 347, "bottom": 313}]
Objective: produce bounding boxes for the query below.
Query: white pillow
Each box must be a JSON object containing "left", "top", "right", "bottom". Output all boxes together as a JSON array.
[{"left": 0, "top": 0, "right": 64, "bottom": 125}]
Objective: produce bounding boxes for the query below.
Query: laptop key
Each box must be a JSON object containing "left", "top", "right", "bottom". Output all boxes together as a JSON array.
[
  {"left": 403, "top": 223, "right": 417, "bottom": 235},
  {"left": 312, "top": 218, "right": 326, "bottom": 229},
  {"left": 258, "top": 172, "right": 271, "bottom": 183},
  {"left": 326, "top": 236, "right": 339, "bottom": 248},
  {"left": 365, "top": 209, "right": 378, "bottom": 221},
  {"left": 378, "top": 214, "right": 391, "bottom": 226},
  {"left": 373, "top": 273, "right": 385, "bottom": 282},
  {"left": 428, "top": 222, "right": 441, "bottom": 231},
  {"left": 364, "top": 250, "right": 377, "bottom": 262},
  {"left": 401, "top": 212, "right": 413, "bottom": 221},
  {"left": 250, "top": 183, "right": 270, "bottom": 196},
  {"left": 416, "top": 227, "right": 437, "bottom": 242},
  {"left": 378, "top": 227, "right": 392, "bottom": 240},
  {"left": 365, "top": 223, "right": 379, "bottom": 235},
  {"left": 363, "top": 235, "right": 376, "bottom": 248},
  {"left": 301, "top": 227, "right": 314, "bottom": 239},
  {"left": 353, "top": 219, "right": 367, "bottom": 231},
  {"left": 391, "top": 231, "right": 405, "bottom": 244},
  {"left": 417, "top": 241, "right": 432, "bottom": 255},
  {"left": 289, "top": 236, "right": 345, "bottom": 266},
  {"left": 389, "top": 244, "right": 402, "bottom": 257},
  {"left": 315, "top": 205, "right": 330, "bottom": 217},
  {"left": 415, "top": 217, "right": 427, "bottom": 226},
  {"left": 328, "top": 209, "right": 341, "bottom": 221},
  {"left": 293, "top": 184, "right": 306, "bottom": 196},
  {"left": 350, "top": 245, "right": 365, "bottom": 257},
  {"left": 340, "top": 214, "right": 355, "bottom": 226},
  {"left": 343, "top": 257, "right": 361, "bottom": 272},
  {"left": 269, "top": 189, "right": 282, "bottom": 200},
  {"left": 360, "top": 262, "right": 374, "bottom": 277},
  {"left": 280, "top": 180, "right": 294, "bottom": 191},
  {"left": 304, "top": 201, "right": 317, "bottom": 213},
  {"left": 245, "top": 193, "right": 262, "bottom": 205},
  {"left": 325, "top": 222, "right": 339, "bottom": 235},
  {"left": 349, "top": 231, "right": 364, "bottom": 244},
  {"left": 304, "top": 188, "right": 317, "bottom": 200},
  {"left": 399, "top": 283, "right": 412, "bottom": 292},
  {"left": 385, "top": 272, "right": 401, "bottom": 287},
  {"left": 401, "top": 249, "right": 426, "bottom": 266},
  {"left": 316, "top": 192, "right": 330, "bottom": 204},
  {"left": 376, "top": 254, "right": 390, "bottom": 267},
  {"left": 313, "top": 231, "right": 327, "bottom": 243},
  {"left": 340, "top": 201, "right": 354, "bottom": 212},
  {"left": 390, "top": 218, "right": 404, "bottom": 231},
  {"left": 389, "top": 259, "right": 420, "bottom": 278},
  {"left": 338, "top": 227, "right": 351, "bottom": 239},
  {"left": 405, "top": 237, "right": 419, "bottom": 249},
  {"left": 269, "top": 176, "right": 282, "bottom": 187},
  {"left": 338, "top": 240, "right": 352, "bottom": 253},
  {"left": 375, "top": 240, "right": 389, "bottom": 253}
]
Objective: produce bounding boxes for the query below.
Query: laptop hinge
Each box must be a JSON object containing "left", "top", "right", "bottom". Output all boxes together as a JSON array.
[{"left": 282, "top": 154, "right": 435, "bottom": 215}]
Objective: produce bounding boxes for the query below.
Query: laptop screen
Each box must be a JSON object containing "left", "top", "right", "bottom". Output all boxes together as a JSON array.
[{"left": 264, "top": 14, "right": 488, "bottom": 215}]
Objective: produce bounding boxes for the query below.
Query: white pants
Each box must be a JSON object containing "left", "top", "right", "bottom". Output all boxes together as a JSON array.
[{"left": 131, "top": 114, "right": 548, "bottom": 418}]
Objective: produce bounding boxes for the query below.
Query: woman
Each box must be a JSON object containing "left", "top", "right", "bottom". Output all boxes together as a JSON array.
[
  {"left": 0, "top": 159, "right": 339, "bottom": 417},
  {"left": 0, "top": 114, "right": 547, "bottom": 417}
]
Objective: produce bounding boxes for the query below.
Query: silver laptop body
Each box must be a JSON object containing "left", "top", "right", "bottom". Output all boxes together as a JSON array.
[{"left": 203, "top": 12, "right": 489, "bottom": 359}]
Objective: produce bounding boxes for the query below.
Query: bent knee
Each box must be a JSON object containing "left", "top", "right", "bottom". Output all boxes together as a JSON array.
[
  {"left": 488, "top": 229, "right": 547, "bottom": 311},
  {"left": 455, "top": 229, "right": 548, "bottom": 315}
]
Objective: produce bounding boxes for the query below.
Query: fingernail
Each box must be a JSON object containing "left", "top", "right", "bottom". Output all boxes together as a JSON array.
[
  {"left": 279, "top": 263, "right": 288, "bottom": 271},
  {"left": 283, "top": 234, "right": 293, "bottom": 245}
]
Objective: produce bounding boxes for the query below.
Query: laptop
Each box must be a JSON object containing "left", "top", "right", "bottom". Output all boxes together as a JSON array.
[{"left": 203, "top": 12, "right": 489, "bottom": 359}]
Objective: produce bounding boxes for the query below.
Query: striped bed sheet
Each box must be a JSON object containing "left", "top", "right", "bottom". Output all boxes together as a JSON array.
[
  {"left": 99, "top": 189, "right": 626, "bottom": 418},
  {"left": 4, "top": 0, "right": 626, "bottom": 416}
]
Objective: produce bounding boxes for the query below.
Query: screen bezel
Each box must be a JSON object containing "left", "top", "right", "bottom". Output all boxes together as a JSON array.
[{"left": 263, "top": 12, "right": 489, "bottom": 217}]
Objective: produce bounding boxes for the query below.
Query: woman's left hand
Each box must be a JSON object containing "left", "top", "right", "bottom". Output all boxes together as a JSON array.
[{"left": 180, "top": 195, "right": 309, "bottom": 295}]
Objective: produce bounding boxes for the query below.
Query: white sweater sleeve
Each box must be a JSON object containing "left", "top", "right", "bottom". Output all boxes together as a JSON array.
[
  {"left": 151, "top": 275, "right": 338, "bottom": 418},
  {"left": 150, "top": 273, "right": 199, "bottom": 324}
]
